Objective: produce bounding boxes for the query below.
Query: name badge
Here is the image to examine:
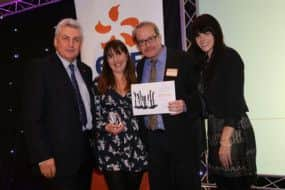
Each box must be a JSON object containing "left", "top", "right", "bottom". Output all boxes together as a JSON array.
[{"left": 166, "top": 68, "right": 178, "bottom": 77}]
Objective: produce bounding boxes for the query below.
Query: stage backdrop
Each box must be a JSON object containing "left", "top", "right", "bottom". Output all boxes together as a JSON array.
[
  {"left": 74, "top": 0, "right": 164, "bottom": 78},
  {"left": 198, "top": 0, "right": 285, "bottom": 176}
]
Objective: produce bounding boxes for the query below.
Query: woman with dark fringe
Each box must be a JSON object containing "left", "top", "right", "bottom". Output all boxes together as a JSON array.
[{"left": 189, "top": 14, "right": 257, "bottom": 190}]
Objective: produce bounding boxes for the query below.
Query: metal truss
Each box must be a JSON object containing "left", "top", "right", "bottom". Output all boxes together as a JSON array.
[
  {"left": 0, "top": 0, "right": 63, "bottom": 19},
  {"left": 252, "top": 175, "right": 285, "bottom": 190},
  {"left": 179, "top": 0, "right": 196, "bottom": 50},
  {"left": 201, "top": 172, "right": 285, "bottom": 190}
]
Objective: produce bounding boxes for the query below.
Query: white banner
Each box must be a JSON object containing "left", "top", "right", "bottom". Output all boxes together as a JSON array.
[{"left": 74, "top": 0, "right": 164, "bottom": 78}]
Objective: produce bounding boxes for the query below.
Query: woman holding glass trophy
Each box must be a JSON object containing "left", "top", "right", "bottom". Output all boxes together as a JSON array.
[{"left": 92, "top": 40, "right": 148, "bottom": 190}]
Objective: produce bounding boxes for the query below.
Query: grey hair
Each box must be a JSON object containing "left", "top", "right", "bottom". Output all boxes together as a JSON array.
[
  {"left": 54, "top": 18, "right": 82, "bottom": 37},
  {"left": 132, "top": 21, "right": 160, "bottom": 43}
]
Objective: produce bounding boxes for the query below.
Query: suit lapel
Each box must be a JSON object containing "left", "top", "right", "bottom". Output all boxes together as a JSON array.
[
  {"left": 49, "top": 54, "right": 75, "bottom": 92},
  {"left": 77, "top": 61, "right": 91, "bottom": 87},
  {"left": 137, "top": 50, "right": 176, "bottom": 82},
  {"left": 136, "top": 58, "right": 146, "bottom": 83},
  {"left": 164, "top": 49, "right": 178, "bottom": 81}
]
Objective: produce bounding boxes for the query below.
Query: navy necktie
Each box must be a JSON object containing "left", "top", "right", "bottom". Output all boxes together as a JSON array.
[{"left": 69, "top": 64, "right": 87, "bottom": 127}]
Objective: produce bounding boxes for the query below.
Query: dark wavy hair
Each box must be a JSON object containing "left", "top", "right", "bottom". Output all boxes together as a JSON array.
[
  {"left": 189, "top": 14, "right": 226, "bottom": 82},
  {"left": 97, "top": 40, "right": 137, "bottom": 94},
  {"left": 190, "top": 14, "right": 225, "bottom": 56}
]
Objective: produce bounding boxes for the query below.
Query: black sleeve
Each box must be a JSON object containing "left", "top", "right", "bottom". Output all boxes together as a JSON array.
[
  {"left": 177, "top": 51, "right": 202, "bottom": 118},
  {"left": 223, "top": 48, "right": 246, "bottom": 128},
  {"left": 21, "top": 59, "right": 52, "bottom": 164}
]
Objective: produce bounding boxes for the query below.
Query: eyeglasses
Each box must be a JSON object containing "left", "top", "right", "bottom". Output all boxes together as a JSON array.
[{"left": 136, "top": 35, "right": 158, "bottom": 47}]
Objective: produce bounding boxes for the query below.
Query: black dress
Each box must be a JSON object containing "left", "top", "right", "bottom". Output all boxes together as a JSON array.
[{"left": 200, "top": 47, "right": 256, "bottom": 178}]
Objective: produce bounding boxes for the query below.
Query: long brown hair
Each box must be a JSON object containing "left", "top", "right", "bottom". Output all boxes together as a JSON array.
[{"left": 97, "top": 40, "right": 137, "bottom": 94}]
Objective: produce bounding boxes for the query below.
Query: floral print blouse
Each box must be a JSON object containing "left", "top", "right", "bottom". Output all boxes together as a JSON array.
[{"left": 94, "top": 89, "right": 148, "bottom": 172}]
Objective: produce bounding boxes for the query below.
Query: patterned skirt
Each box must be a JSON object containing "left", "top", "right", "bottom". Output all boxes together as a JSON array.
[{"left": 207, "top": 114, "right": 257, "bottom": 177}]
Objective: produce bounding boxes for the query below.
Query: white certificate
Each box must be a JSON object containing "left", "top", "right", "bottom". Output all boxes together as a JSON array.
[{"left": 131, "top": 81, "right": 176, "bottom": 116}]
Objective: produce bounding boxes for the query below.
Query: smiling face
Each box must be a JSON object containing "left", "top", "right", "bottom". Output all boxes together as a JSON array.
[
  {"left": 54, "top": 26, "right": 82, "bottom": 62},
  {"left": 134, "top": 25, "right": 162, "bottom": 59},
  {"left": 195, "top": 31, "right": 215, "bottom": 58},
  {"left": 107, "top": 49, "right": 128, "bottom": 75}
]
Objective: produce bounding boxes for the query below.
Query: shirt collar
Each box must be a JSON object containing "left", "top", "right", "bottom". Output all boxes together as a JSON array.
[
  {"left": 56, "top": 52, "right": 77, "bottom": 70},
  {"left": 146, "top": 46, "right": 167, "bottom": 65}
]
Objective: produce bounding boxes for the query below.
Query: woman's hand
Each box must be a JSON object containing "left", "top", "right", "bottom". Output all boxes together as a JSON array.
[
  {"left": 219, "top": 139, "right": 232, "bottom": 169},
  {"left": 219, "top": 126, "right": 234, "bottom": 169},
  {"left": 105, "top": 123, "right": 125, "bottom": 135}
]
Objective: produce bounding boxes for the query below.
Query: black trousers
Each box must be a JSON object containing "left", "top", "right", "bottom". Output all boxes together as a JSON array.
[
  {"left": 103, "top": 171, "right": 143, "bottom": 190},
  {"left": 147, "top": 130, "right": 201, "bottom": 190},
  {"left": 33, "top": 160, "right": 93, "bottom": 190}
]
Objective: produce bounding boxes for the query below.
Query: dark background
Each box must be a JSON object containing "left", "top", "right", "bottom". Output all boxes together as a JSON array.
[{"left": 0, "top": 1, "right": 76, "bottom": 189}]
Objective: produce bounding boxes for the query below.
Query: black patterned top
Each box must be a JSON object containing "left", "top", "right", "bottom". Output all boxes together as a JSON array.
[{"left": 94, "top": 89, "right": 148, "bottom": 172}]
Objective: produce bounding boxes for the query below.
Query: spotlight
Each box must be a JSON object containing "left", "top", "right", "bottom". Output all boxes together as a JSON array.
[
  {"left": 13, "top": 53, "right": 20, "bottom": 59},
  {"left": 10, "top": 149, "right": 15, "bottom": 155}
]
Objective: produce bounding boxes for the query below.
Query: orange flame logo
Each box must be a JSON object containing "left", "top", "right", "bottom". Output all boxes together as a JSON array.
[{"left": 94, "top": 4, "right": 139, "bottom": 49}]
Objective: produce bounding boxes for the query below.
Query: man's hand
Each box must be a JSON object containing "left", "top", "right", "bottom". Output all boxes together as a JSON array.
[
  {"left": 168, "top": 100, "right": 186, "bottom": 115},
  {"left": 39, "top": 158, "right": 56, "bottom": 178}
]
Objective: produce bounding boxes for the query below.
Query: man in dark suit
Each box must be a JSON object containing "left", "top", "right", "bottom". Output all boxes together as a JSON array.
[
  {"left": 132, "top": 21, "right": 202, "bottom": 190},
  {"left": 22, "top": 18, "right": 94, "bottom": 190}
]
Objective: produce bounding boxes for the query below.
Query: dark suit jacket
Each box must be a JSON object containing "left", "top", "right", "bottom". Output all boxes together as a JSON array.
[
  {"left": 136, "top": 48, "right": 202, "bottom": 157},
  {"left": 22, "top": 54, "right": 94, "bottom": 177}
]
